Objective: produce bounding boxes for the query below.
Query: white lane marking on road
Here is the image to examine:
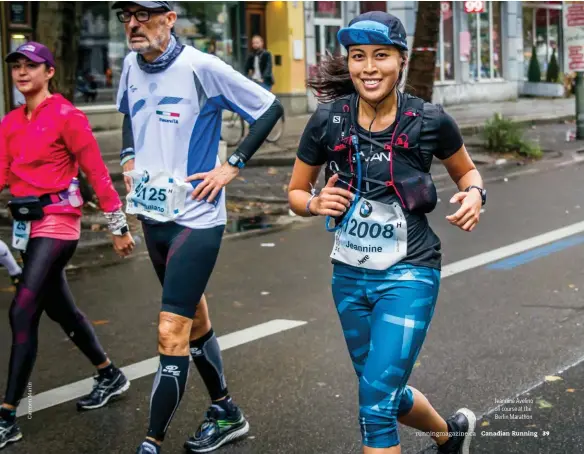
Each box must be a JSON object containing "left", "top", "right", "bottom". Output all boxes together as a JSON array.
[
  {"left": 17, "top": 319, "right": 307, "bottom": 417},
  {"left": 18, "top": 219, "right": 584, "bottom": 418},
  {"left": 504, "top": 168, "right": 540, "bottom": 178},
  {"left": 441, "top": 220, "right": 584, "bottom": 278},
  {"left": 439, "top": 220, "right": 584, "bottom": 428},
  {"left": 555, "top": 155, "right": 584, "bottom": 167}
]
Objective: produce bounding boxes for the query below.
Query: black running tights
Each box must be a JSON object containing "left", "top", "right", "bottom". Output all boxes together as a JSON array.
[{"left": 3, "top": 237, "right": 107, "bottom": 407}]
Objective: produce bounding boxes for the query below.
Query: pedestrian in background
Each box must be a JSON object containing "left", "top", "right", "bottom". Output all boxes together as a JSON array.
[{"left": 245, "top": 35, "right": 275, "bottom": 91}]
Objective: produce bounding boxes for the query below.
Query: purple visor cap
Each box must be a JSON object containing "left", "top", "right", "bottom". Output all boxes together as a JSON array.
[{"left": 5, "top": 42, "right": 56, "bottom": 67}]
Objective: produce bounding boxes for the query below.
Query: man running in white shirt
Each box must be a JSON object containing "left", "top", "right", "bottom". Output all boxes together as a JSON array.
[{"left": 112, "top": 2, "right": 283, "bottom": 453}]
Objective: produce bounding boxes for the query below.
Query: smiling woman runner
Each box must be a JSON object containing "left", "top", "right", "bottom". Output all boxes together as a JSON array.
[
  {"left": 0, "top": 42, "right": 135, "bottom": 451},
  {"left": 288, "top": 12, "right": 487, "bottom": 454}
]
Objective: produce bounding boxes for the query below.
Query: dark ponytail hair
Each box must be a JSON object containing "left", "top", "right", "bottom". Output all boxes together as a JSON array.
[
  {"left": 45, "top": 63, "right": 56, "bottom": 93},
  {"left": 306, "top": 49, "right": 408, "bottom": 103},
  {"left": 48, "top": 77, "right": 55, "bottom": 93}
]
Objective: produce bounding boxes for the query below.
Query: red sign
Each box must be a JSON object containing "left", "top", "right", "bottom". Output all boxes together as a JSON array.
[
  {"left": 441, "top": 1, "right": 453, "bottom": 21},
  {"left": 569, "top": 46, "right": 584, "bottom": 71},
  {"left": 464, "top": 1, "right": 485, "bottom": 13},
  {"left": 567, "top": 3, "right": 584, "bottom": 27},
  {"left": 317, "top": 1, "right": 336, "bottom": 14},
  {"left": 565, "top": 1, "right": 584, "bottom": 72}
]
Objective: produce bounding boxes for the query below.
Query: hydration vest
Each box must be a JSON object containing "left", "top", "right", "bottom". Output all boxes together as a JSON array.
[{"left": 323, "top": 92, "right": 439, "bottom": 214}]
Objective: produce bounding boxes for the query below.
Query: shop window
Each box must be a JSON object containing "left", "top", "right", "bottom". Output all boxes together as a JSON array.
[
  {"left": 360, "top": 2, "right": 387, "bottom": 13},
  {"left": 468, "top": 1, "right": 503, "bottom": 80},
  {"left": 435, "top": 1, "right": 455, "bottom": 82},
  {"left": 78, "top": 1, "right": 240, "bottom": 106},
  {"left": 76, "top": 2, "right": 112, "bottom": 105},
  {"left": 314, "top": 1, "right": 342, "bottom": 19},
  {"left": 522, "top": 4, "right": 563, "bottom": 80},
  {"left": 173, "top": 2, "right": 236, "bottom": 65}
]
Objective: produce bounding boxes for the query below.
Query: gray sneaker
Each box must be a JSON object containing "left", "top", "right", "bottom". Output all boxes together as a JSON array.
[{"left": 0, "top": 418, "right": 22, "bottom": 450}]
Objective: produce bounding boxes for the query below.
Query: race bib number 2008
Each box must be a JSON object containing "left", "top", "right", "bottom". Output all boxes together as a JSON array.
[{"left": 331, "top": 198, "right": 407, "bottom": 270}]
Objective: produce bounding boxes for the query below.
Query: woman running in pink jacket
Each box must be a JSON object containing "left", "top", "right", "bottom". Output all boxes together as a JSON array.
[{"left": 0, "top": 42, "right": 134, "bottom": 450}]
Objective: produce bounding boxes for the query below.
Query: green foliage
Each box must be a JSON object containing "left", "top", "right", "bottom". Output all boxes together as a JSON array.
[
  {"left": 482, "top": 113, "right": 543, "bottom": 159},
  {"left": 546, "top": 48, "right": 560, "bottom": 83},
  {"left": 528, "top": 46, "right": 541, "bottom": 82}
]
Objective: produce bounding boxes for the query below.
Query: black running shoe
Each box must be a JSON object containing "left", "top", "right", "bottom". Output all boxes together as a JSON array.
[
  {"left": 136, "top": 440, "right": 161, "bottom": 454},
  {"left": 0, "top": 418, "right": 22, "bottom": 450},
  {"left": 184, "top": 404, "right": 249, "bottom": 453},
  {"left": 436, "top": 408, "right": 476, "bottom": 454},
  {"left": 76, "top": 367, "right": 130, "bottom": 411}
]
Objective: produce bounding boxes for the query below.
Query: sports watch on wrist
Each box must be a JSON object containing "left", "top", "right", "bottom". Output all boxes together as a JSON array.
[
  {"left": 465, "top": 185, "right": 486, "bottom": 206},
  {"left": 112, "top": 225, "right": 129, "bottom": 236},
  {"left": 227, "top": 153, "right": 246, "bottom": 169}
]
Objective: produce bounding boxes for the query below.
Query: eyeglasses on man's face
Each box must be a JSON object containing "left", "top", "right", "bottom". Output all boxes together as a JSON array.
[{"left": 117, "top": 9, "right": 167, "bottom": 23}]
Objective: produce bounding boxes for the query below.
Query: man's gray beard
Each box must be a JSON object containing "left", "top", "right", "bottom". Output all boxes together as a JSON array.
[
  {"left": 126, "top": 34, "right": 165, "bottom": 55},
  {"left": 127, "top": 38, "right": 151, "bottom": 54}
]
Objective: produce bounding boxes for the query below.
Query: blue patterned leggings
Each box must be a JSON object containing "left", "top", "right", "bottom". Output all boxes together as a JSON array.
[{"left": 332, "top": 263, "right": 441, "bottom": 448}]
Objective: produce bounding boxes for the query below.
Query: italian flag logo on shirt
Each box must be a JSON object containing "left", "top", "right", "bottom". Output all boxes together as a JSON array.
[{"left": 156, "top": 110, "right": 180, "bottom": 118}]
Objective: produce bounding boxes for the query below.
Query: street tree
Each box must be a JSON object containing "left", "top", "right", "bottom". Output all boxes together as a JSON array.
[{"left": 405, "top": 1, "right": 440, "bottom": 102}]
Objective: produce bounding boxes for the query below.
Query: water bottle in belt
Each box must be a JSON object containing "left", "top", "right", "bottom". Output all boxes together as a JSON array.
[{"left": 67, "top": 178, "right": 83, "bottom": 207}]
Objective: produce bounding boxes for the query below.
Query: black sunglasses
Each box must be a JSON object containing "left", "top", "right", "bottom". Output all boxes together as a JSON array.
[{"left": 117, "top": 9, "right": 167, "bottom": 23}]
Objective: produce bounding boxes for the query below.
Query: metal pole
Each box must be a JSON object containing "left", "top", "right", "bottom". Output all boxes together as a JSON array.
[{"left": 576, "top": 72, "right": 584, "bottom": 139}]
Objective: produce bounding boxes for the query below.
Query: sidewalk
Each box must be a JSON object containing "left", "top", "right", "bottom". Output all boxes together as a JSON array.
[{"left": 94, "top": 97, "right": 578, "bottom": 166}]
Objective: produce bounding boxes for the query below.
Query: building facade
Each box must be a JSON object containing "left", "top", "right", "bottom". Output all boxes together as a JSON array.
[
  {"left": 0, "top": 1, "right": 571, "bottom": 121},
  {"left": 1, "top": 1, "right": 250, "bottom": 124},
  {"left": 303, "top": 1, "right": 568, "bottom": 109},
  {"left": 396, "top": 0, "right": 521, "bottom": 105}
]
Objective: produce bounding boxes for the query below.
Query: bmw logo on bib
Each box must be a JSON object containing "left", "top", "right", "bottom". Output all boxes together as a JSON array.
[
  {"left": 360, "top": 201, "right": 373, "bottom": 218},
  {"left": 142, "top": 170, "right": 150, "bottom": 183}
]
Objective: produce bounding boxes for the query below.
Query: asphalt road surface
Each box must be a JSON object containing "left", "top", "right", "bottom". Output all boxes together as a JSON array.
[{"left": 1, "top": 151, "right": 584, "bottom": 453}]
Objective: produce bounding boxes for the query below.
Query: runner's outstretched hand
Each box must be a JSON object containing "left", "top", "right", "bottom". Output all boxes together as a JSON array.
[{"left": 446, "top": 190, "right": 482, "bottom": 232}]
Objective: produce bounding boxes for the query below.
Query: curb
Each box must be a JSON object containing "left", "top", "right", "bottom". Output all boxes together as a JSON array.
[
  {"left": 0, "top": 217, "right": 300, "bottom": 281},
  {"left": 45, "top": 216, "right": 300, "bottom": 274},
  {"left": 458, "top": 114, "right": 575, "bottom": 136},
  {"left": 242, "top": 115, "right": 578, "bottom": 168},
  {"left": 71, "top": 217, "right": 296, "bottom": 252},
  {"left": 102, "top": 114, "right": 577, "bottom": 176}
]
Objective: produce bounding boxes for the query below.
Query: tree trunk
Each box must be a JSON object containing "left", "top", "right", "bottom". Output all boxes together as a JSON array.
[
  {"left": 35, "top": 2, "right": 82, "bottom": 102},
  {"left": 405, "top": 2, "right": 440, "bottom": 102}
]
